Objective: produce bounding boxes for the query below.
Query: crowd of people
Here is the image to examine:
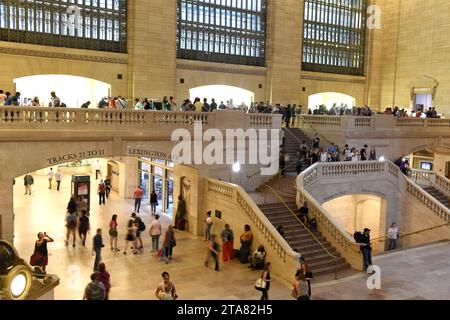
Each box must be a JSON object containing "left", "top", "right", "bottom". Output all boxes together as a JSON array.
[{"left": 383, "top": 106, "right": 441, "bottom": 118}]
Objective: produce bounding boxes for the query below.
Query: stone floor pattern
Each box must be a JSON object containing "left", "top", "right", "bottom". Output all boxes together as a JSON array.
[{"left": 12, "top": 174, "right": 450, "bottom": 300}]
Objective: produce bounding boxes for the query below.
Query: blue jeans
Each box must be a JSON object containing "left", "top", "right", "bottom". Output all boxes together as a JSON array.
[
  {"left": 151, "top": 203, "right": 157, "bottom": 214},
  {"left": 388, "top": 239, "right": 397, "bottom": 250},
  {"left": 205, "top": 224, "right": 212, "bottom": 241},
  {"left": 134, "top": 198, "right": 141, "bottom": 212},
  {"left": 94, "top": 248, "right": 101, "bottom": 271},
  {"left": 362, "top": 247, "right": 372, "bottom": 271},
  {"left": 151, "top": 235, "right": 160, "bottom": 251}
]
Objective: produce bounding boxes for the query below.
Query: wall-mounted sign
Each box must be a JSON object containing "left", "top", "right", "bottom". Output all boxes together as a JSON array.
[
  {"left": 47, "top": 149, "right": 105, "bottom": 165},
  {"left": 127, "top": 148, "right": 171, "bottom": 160}
]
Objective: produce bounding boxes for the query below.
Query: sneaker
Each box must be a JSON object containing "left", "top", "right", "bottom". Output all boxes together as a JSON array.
[
  {"left": 133, "top": 251, "right": 138, "bottom": 255},
  {"left": 111, "top": 247, "right": 114, "bottom": 250},
  {"left": 115, "top": 248, "right": 120, "bottom": 252},
  {"left": 123, "top": 251, "right": 126, "bottom": 255},
  {"left": 72, "top": 244, "right": 75, "bottom": 248}
]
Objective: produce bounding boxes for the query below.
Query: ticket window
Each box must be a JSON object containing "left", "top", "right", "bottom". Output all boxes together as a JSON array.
[{"left": 71, "top": 175, "right": 90, "bottom": 214}]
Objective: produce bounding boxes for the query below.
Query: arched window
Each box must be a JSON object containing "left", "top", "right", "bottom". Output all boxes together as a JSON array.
[
  {"left": 302, "top": 0, "right": 367, "bottom": 76},
  {"left": 177, "top": 0, "right": 266, "bottom": 66},
  {"left": 0, "top": 0, "right": 127, "bottom": 53}
]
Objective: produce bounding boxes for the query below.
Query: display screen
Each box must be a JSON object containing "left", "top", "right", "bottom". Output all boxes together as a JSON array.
[
  {"left": 420, "top": 162, "right": 433, "bottom": 170},
  {"left": 78, "top": 182, "right": 89, "bottom": 196}
]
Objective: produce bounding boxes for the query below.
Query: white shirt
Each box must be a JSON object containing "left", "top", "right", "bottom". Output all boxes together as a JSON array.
[
  {"left": 55, "top": 172, "right": 62, "bottom": 181},
  {"left": 47, "top": 171, "right": 54, "bottom": 179},
  {"left": 388, "top": 227, "right": 398, "bottom": 240},
  {"left": 320, "top": 152, "right": 328, "bottom": 162},
  {"left": 135, "top": 101, "right": 143, "bottom": 110},
  {"left": 149, "top": 219, "right": 161, "bottom": 236},
  {"left": 351, "top": 152, "right": 358, "bottom": 162},
  {"left": 206, "top": 217, "right": 212, "bottom": 225}
]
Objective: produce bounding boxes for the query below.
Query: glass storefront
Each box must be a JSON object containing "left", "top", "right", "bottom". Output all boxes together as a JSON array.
[{"left": 138, "top": 158, "right": 174, "bottom": 215}]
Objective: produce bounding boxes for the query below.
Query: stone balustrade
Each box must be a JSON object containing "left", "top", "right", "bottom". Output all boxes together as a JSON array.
[
  {"left": 204, "top": 178, "right": 300, "bottom": 284},
  {"left": 410, "top": 169, "right": 450, "bottom": 197},
  {"left": 297, "top": 160, "right": 450, "bottom": 270},
  {"left": 298, "top": 114, "right": 450, "bottom": 132},
  {"left": 0, "top": 107, "right": 281, "bottom": 131}
]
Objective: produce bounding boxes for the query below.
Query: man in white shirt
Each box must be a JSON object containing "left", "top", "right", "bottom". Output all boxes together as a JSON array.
[
  {"left": 387, "top": 222, "right": 399, "bottom": 250},
  {"left": 135, "top": 98, "right": 143, "bottom": 110},
  {"left": 205, "top": 212, "right": 213, "bottom": 241},
  {"left": 149, "top": 214, "right": 162, "bottom": 252},
  {"left": 47, "top": 168, "right": 54, "bottom": 189},
  {"left": 50, "top": 91, "right": 61, "bottom": 107}
]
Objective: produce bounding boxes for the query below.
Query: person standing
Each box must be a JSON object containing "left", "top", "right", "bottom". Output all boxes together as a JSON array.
[
  {"left": 155, "top": 272, "right": 178, "bottom": 300},
  {"left": 360, "top": 228, "right": 373, "bottom": 272},
  {"left": 161, "top": 225, "right": 175, "bottom": 264},
  {"left": 221, "top": 224, "right": 234, "bottom": 262},
  {"left": 149, "top": 214, "right": 162, "bottom": 252},
  {"left": 210, "top": 98, "right": 218, "bottom": 111},
  {"left": 92, "top": 229, "right": 105, "bottom": 271},
  {"left": 239, "top": 224, "right": 253, "bottom": 264},
  {"left": 83, "top": 273, "right": 105, "bottom": 300},
  {"left": 109, "top": 214, "right": 119, "bottom": 251},
  {"left": 360, "top": 144, "right": 368, "bottom": 161},
  {"left": 300, "top": 261, "right": 314, "bottom": 297},
  {"left": 98, "top": 179, "right": 106, "bottom": 205},
  {"left": 369, "top": 147, "right": 377, "bottom": 161},
  {"left": 260, "top": 262, "right": 272, "bottom": 300},
  {"left": 78, "top": 210, "right": 90, "bottom": 246},
  {"left": 96, "top": 263, "right": 111, "bottom": 300},
  {"left": 123, "top": 219, "right": 138, "bottom": 255},
  {"left": 30, "top": 232, "right": 54, "bottom": 273},
  {"left": 204, "top": 212, "right": 213, "bottom": 241},
  {"left": 50, "top": 91, "right": 61, "bottom": 107},
  {"left": 150, "top": 190, "right": 158, "bottom": 215},
  {"left": 174, "top": 195, "right": 186, "bottom": 230},
  {"left": 24, "top": 173, "right": 34, "bottom": 195},
  {"left": 204, "top": 234, "right": 221, "bottom": 271},
  {"left": 55, "top": 169, "right": 62, "bottom": 191},
  {"left": 312, "top": 134, "right": 320, "bottom": 149},
  {"left": 65, "top": 211, "right": 78, "bottom": 247},
  {"left": 104, "top": 176, "right": 111, "bottom": 199},
  {"left": 47, "top": 168, "right": 54, "bottom": 189},
  {"left": 133, "top": 186, "right": 144, "bottom": 213},
  {"left": 387, "top": 222, "right": 399, "bottom": 250}
]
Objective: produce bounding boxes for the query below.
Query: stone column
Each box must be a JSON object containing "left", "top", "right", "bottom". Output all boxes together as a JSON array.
[
  {"left": 0, "top": 179, "right": 14, "bottom": 243},
  {"left": 265, "top": 0, "right": 302, "bottom": 105},
  {"left": 127, "top": 0, "right": 177, "bottom": 102}
]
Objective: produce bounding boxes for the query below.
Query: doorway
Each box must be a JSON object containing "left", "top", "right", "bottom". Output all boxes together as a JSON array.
[{"left": 413, "top": 93, "right": 432, "bottom": 113}]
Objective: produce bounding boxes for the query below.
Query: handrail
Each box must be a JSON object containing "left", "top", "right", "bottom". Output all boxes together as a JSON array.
[
  {"left": 300, "top": 118, "right": 333, "bottom": 147},
  {"left": 265, "top": 184, "right": 339, "bottom": 260},
  {"left": 372, "top": 222, "right": 450, "bottom": 242}
]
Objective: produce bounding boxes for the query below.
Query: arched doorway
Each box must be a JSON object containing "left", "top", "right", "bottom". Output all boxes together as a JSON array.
[
  {"left": 14, "top": 75, "right": 111, "bottom": 108},
  {"left": 308, "top": 92, "right": 356, "bottom": 112},
  {"left": 189, "top": 85, "right": 254, "bottom": 108}
]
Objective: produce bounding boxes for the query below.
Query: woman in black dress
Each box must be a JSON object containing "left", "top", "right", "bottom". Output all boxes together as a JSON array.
[{"left": 32, "top": 232, "right": 54, "bottom": 273}]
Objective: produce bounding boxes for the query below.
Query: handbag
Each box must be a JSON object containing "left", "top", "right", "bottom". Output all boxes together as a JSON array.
[{"left": 254, "top": 278, "right": 266, "bottom": 291}]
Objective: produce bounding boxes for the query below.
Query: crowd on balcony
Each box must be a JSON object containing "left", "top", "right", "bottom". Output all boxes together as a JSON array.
[
  {"left": 383, "top": 106, "right": 441, "bottom": 118},
  {"left": 308, "top": 104, "right": 374, "bottom": 116}
]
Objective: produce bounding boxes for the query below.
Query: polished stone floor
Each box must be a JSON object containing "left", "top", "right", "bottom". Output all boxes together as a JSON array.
[{"left": 12, "top": 173, "right": 450, "bottom": 300}]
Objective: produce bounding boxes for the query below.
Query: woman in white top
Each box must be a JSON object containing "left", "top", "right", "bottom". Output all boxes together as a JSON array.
[
  {"left": 155, "top": 272, "right": 177, "bottom": 300},
  {"left": 149, "top": 214, "right": 162, "bottom": 252},
  {"left": 387, "top": 222, "right": 399, "bottom": 250},
  {"left": 351, "top": 148, "right": 359, "bottom": 162},
  {"left": 320, "top": 150, "right": 328, "bottom": 162}
]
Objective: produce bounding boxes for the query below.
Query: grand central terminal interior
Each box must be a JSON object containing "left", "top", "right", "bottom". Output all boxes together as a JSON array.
[{"left": 0, "top": 0, "right": 449, "bottom": 301}]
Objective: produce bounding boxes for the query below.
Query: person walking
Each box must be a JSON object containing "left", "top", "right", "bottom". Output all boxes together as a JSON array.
[
  {"left": 123, "top": 219, "right": 138, "bottom": 255},
  {"left": 149, "top": 214, "right": 162, "bottom": 252},
  {"left": 204, "top": 212, "right": 213, "bottom": 241},
  {"left": 204, "top": 234, "right": 221, "bottom": 271},
  {"left": 161, "top": 225, "right": 175, "bottom": 264},
  {"left": 96, "top": 263, "right": 111, "bottom": 300},
  {"left": 55, "top": 170, "right": 62, "bottom": 191},
  {"left": 260, "top": 262, "right": 272, "bottom": 300},
  {"left": 30, "top": 232, "right": 54, "bottom": 273},
  {"left": 98, "top": 179, "right": 106, "bottom": 205},
  {"left": 67, "top": 196, "right": 78, "bottom": 215},
  {"left": 104, "top": 176, "right": 111, "bottom": 199},
  {"left": 292, "top": 270, "right": 310, "bottom": 300},
  {"left": 134, "top": 214, "right": 145, "bottom": 252},
  {"left": 108, "top": 214, "right": 119, "bottom": 251},
  {"left": 83, "top": 273, "right": 105, "bottom": 300},
  {"left": 78, "top": 210, "right": 90, "bottom": 247},
  {"left": 94, "top": 160, "right": 101, "bottom": 180},
  {"left": 133, "top": 186, "right": 144, "bottom": 213},
  {"left": 92, "top": 228, "right": 105, "bottom": 271},
  {"left": 65, "top": 211, "right": 78, "bottom": 247},
  {"left": 150, "top": 190, "right": 158, "bottom": 215},
  {"left": 155, "top": 272, "right": 178, "bottom": 300},
  {"left": 387, "top": 222, "right": 399, "bottom": 250},
  {"left": 220, "top": 224, "right": 234, "bottom": 262},
  {"left": 24, "top": 174, "right": 34, "bottom": 195},
  {"left": 47, "top": 168, "right": 54, "bottom": 189}
]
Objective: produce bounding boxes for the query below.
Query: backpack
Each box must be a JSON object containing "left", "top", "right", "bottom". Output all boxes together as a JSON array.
[
  {"left": 137, "top": 218, "right": 146, "bottom": 232},
  {"left": 99, "top": 183, "right": 105, "bottom": 193},
  {"left": 354, "top": 231, "right": 364, "bottom": 243},
  {"left": 86, "top": 282, "right": 105, "bottom": 300},
  {"left": 67, "top": 214, "right": 77, "bottom": 228}
]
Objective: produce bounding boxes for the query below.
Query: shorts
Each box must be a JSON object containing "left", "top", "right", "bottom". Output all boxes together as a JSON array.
[
  {"left": 109, "top": 228, "right": 118, "bottom": 237},
  {"left": 126, "top": 234, "right": 134, "bottom": 242}
]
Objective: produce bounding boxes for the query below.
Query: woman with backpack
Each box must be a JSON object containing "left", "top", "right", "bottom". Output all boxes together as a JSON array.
[
  {"left": 65, "top": 211, "right": 78, "bottom": 247},
  {"left": 78, "top": 210, "right": 90, "bottom": 247},
  {"left": 135, "top": 216, "right": 145, "bottom": 252}
]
